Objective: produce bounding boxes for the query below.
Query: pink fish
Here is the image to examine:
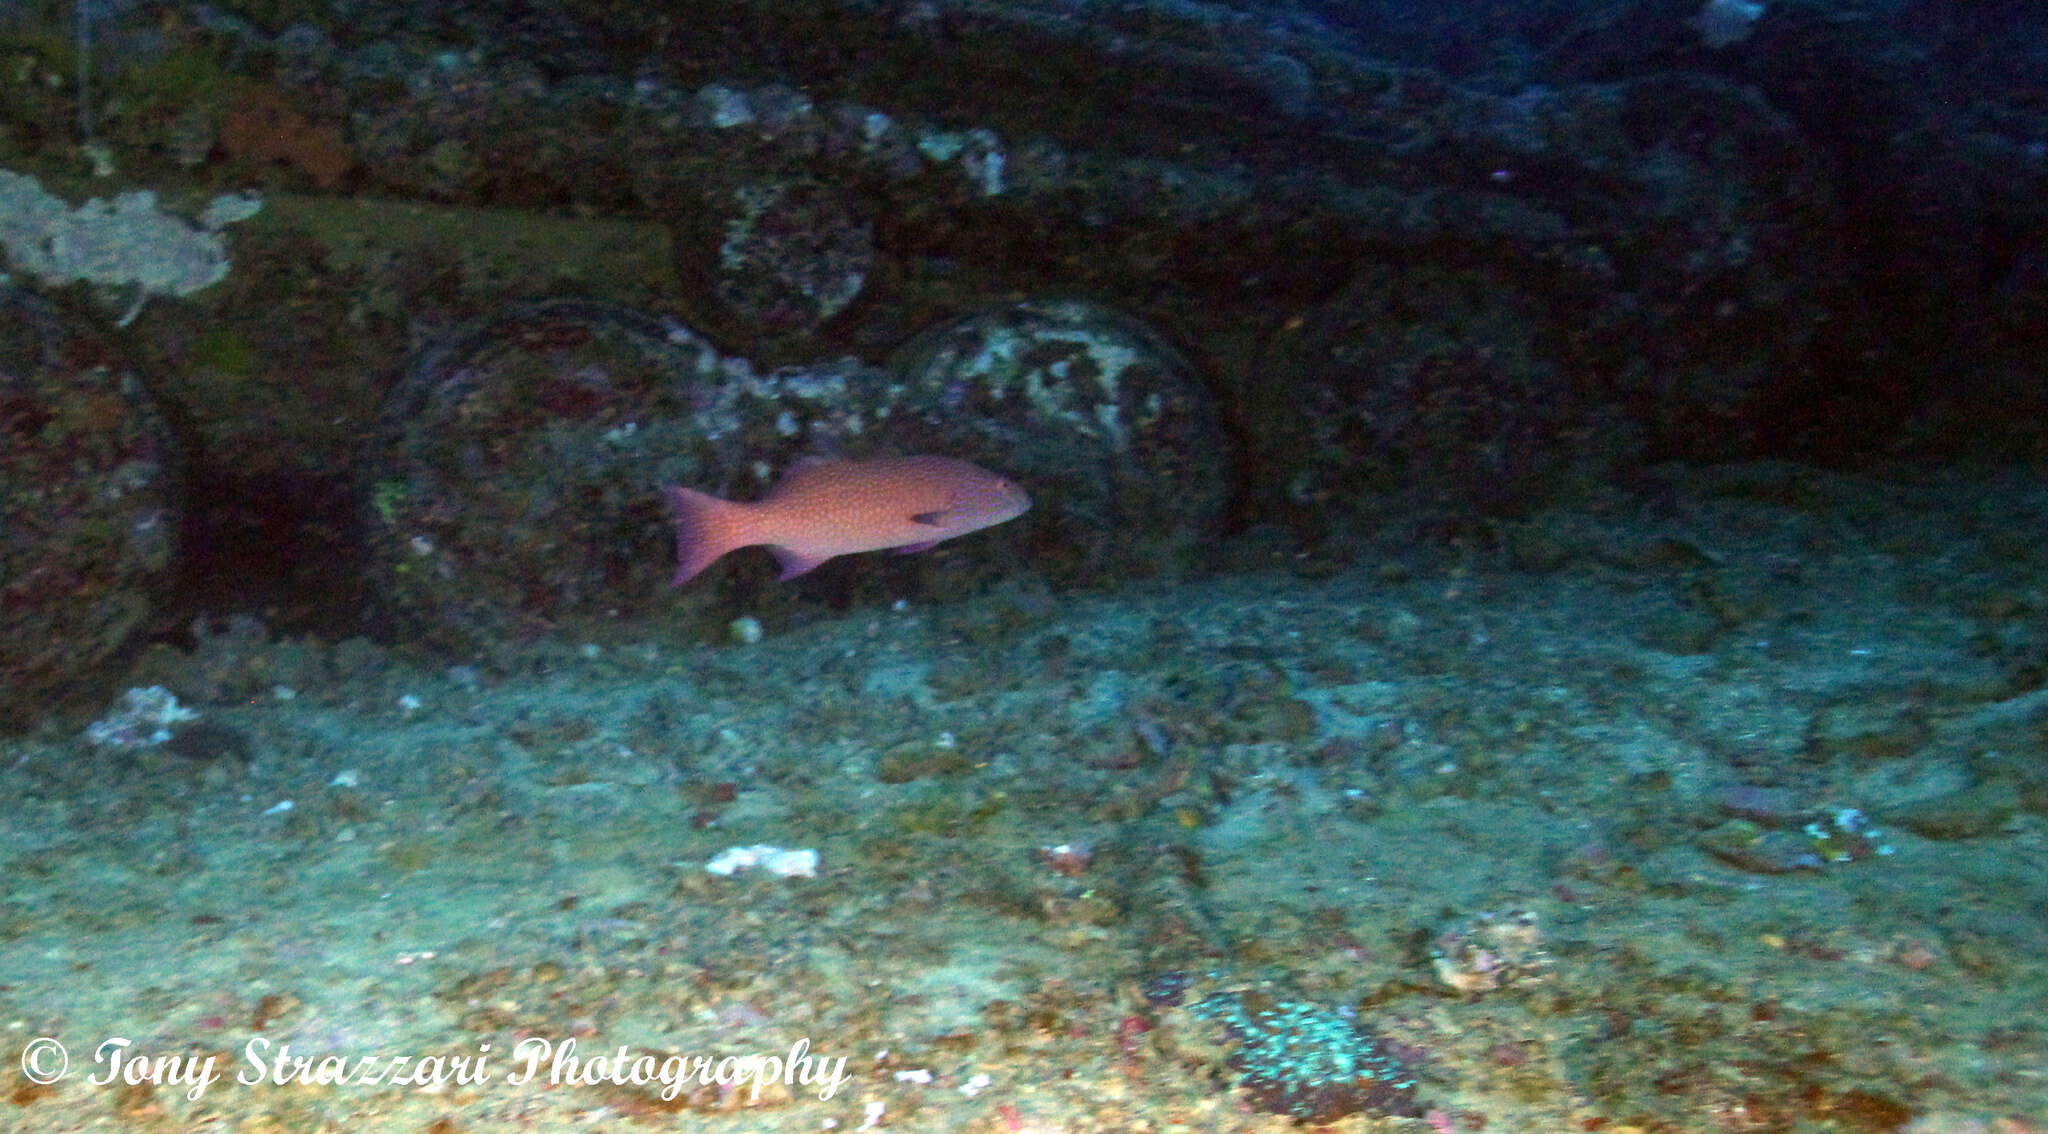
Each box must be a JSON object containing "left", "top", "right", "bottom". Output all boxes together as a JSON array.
[{"left": 663, "top": 454, "right": 1031, "bottom": 585}]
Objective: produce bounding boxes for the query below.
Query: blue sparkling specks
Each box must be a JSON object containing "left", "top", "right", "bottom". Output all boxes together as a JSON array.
[{"left": 1188, "top": 991, "right": 1422, "bottom": 1121}]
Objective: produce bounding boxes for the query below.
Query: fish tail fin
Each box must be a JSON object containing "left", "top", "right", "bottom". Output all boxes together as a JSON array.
[{"left": 663, "top": 486, "right": 748, "bottom": 586}]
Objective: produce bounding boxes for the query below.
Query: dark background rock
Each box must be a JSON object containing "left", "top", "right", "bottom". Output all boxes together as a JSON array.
[
  {"left": 0, "top": 0, "right": 2044, "bottom": 664},
  {"left": 0, "top": 288, "right": 181, "bottom": 725}
]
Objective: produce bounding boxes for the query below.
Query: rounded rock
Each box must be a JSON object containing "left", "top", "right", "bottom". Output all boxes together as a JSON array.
[
  {"left": 882, "top": 298, "right": 1228, "bottom": 584},
  {"left": 366, "top": 299, "right": 759, "bottom": 649}
]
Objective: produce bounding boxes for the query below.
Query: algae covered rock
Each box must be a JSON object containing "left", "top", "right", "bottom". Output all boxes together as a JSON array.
[
  {"left": 369, "top": 297, "right": 1101, "bottom": 648},
  {"left": 367, "top": 298, "right": 907, "bottom": 647},
  {"left": 0, "top": 287, "right": 181, "bottom": 728},
  {"left": 367, "top": 300, "right": 720, "bottom": 646},
  {"left": 883, "top": 298, "right": 1228, "bottom": 583},
  {"left": 367, "top": 295, "right": 1226, "bottom": 649},
  {"left": 701, "top": 176, "right": 875, "bottom": 336}
]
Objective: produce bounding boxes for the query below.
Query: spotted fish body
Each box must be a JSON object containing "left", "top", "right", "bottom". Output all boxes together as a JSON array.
[{"left": 663, "top": 455, "right": 1031, "bottom": 585}]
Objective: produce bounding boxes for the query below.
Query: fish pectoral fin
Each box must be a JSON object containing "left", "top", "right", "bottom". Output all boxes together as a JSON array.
[
  {"left": 894, "top": 540, "right": 939, "bottom": 555},
  {"left": 769, "top": 545, "right": 829, "bottom": 581},
  {"left": 909, "top": 510, "right": 948, "bottom": 526}
]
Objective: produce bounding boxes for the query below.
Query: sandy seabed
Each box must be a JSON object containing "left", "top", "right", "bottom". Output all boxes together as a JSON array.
[{"left": 4, "top": 460, "right": 2046, "bottom": 1133}]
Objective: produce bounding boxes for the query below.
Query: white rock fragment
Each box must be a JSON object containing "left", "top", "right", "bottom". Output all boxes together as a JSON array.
[
  {"left": 83, "top": 686, "right": 198, "bottom": 748},
  {"left": 917, "top": 131, "right": 964, "bottom": 162},
  {"left": 699, "top": 84, "right": 756, "bottom": 128},
  {"left": 911, "top": 128, "right": 1006, "bottom": 195},
  {"left": 705, "top": 844, "right": 819, "bottom": 878}
]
